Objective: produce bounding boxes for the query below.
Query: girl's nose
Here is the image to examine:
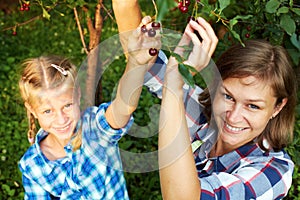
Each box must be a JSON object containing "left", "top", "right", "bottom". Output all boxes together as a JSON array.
[{"left": 56, "top": 111, "right": 68, "bottom": 125}]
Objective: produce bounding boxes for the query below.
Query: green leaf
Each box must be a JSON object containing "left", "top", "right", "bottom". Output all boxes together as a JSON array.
[
  {"left": 178, "top": 63, "right": 195, "bottom": 87},
  {"left": 265, "top": 0, "right": 280, "bottom": 13},
  {"left": 170, "top": 52, "right": 183, "bottom": 63},
  {"left": 229, "top": 15, "right": 253, "bottom": 29},
  {"left": 280, "top": 14, "right": 296, "bottom": 36},
  {"left": 219, "top": 0, "right": 231, "bottom": 12},
  {"left": 6, "top": 57, "right": 15, "bottom": 64},
  {"left": 277, "top": 6, "right": 289, "bottom": 15},
  {"left": 290, "top": 33, "right": 300, "bottom": 51},
  {"left": 291, "top": 8, "right": 300, "bottom": 16},
  {"left": 156, "top": 0, "right": 177, "bottom": 22},
  {"left": 42, "top": 7, "right": 51, "bottom": 20}
]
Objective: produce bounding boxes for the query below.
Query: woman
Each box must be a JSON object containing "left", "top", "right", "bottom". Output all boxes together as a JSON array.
[{"left": 158, "top": 19, "right": 297, "bottom": 200}]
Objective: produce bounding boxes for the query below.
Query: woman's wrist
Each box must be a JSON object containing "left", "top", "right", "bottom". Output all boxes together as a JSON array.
[{"left": 164, "top": 56, "right": 185, "bottom": 90}]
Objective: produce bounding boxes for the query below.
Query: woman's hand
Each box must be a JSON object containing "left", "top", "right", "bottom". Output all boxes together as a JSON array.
[
  {"left": 174, "top": 17, "right": 218, "bottom": 72},
  {"left": 127, "top": 16, "right": 161, "bottom": 70}
]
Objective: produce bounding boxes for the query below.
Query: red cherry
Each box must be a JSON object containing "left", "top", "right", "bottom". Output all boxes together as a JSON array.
[
  {"left": 141, "top": 25, "right": 148, "bottom": 33},
  {"left": 24, "top": 6, "right": 30, "bottom": 11},
  {"left": 178, "top": 1, "right": 183, "bottom": 8},
  {"left": 151, "top": 22, "right": 161, "bottom": 30},
  {"left": 149, "top": 48, "right": 158, "bottom": 56},
  {"left": 148, "top": 28, "right": 156, "bottom": 37},
  {"left": 12, "top": 31, "right": 17, "bottom": 36},
  {"left": 184, "top": 0, "right": 191, "bottom": 6},
  {"left": 246, "top": 25, "right": 251, "bottom": 31},
  {"left": 20, "top": 7, "right": 25, "bottom": 11},
  {"left": 245, "top": 33, "right": 250, "bottom": 38},
  {"left": 179, "top": 5, "right": 189, "bottom": 13}
]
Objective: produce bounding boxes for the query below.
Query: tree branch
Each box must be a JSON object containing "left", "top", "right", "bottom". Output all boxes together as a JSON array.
[{"left": 74, "top": 7, "right": 89, "bottom": 54}]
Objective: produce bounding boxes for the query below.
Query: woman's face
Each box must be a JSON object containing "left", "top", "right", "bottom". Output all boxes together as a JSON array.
[
  {"left": 212, "top": 76, "right": 285, "bottom": 151},
  {"left": 29, "top": 85, "right": 81, "bottom": 144}
]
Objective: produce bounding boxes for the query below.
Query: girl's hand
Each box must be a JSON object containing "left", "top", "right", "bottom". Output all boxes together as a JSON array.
[
  {"left": 174, "top": 17, "right": 218, "bottom": 72},
  {"left": 127, "top": 16, "right": 161, "bottom": 69}
]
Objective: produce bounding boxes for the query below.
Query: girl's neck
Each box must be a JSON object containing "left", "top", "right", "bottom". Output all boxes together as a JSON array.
[{"left": 40, "top": 134, "right": 69, "bottom": 161}]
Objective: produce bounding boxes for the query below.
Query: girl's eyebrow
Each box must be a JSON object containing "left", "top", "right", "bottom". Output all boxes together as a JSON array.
[{"left": 222, "top": 84, "right": 266, "bottom": 103}]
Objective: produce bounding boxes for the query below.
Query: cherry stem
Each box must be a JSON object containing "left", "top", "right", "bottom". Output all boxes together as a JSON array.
[{"left": 151, "top": 0, "right": 158, "bottom": 21}]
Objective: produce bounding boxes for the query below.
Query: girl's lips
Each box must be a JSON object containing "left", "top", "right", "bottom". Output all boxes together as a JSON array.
[{"left": 54, "top": 123, "right": 72, "bottom": 132}]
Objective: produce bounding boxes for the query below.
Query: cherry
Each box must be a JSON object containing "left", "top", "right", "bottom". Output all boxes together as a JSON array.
[
  {"left": 20, "top": 7, "right": 25, "bottom": 11},
  {"left": 151, "top": 22, "right": 161, "bottom": 30},
  {"left": 141, "top": 25, "right": 148, "bottom": 33},
  {"left": 184, "top": 0, "right": 191, "bottom": 6},
  {"left": 179, "top": 5, "right": 189, "bottom": 13},
  {"left": 148, "top": 28, "right": 156, "bottom": 37},
  {"left": 245, "top": 33, "right": 250, "bottom": 38},
  {"left": 187, "top": 16, "right": 195, "bottom": 22},
  {"left": 24, "top": 6, "right": 30, "bottom": 11},
  {"left": 149, "top": 48, "right": 158, "bottom": 56},
  {"left": 12, "top": 31, "right": 17, "bottom": 36},
  {"left": 178, "top": 1, "right": 183, "bottom": 8},
  {"left": 246, "top": 25, "right": 252, "bottom": 31}
]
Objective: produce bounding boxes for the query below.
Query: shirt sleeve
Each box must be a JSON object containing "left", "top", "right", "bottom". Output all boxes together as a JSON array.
[
  {"left": 95, "top": 102, "right": 134, "bottom": 144},
  {"left": 200, "top": 157, "right": 294, "bottom": 200},
  {"left": 22, "top": 174, "right": 52, "bottom": 200}
]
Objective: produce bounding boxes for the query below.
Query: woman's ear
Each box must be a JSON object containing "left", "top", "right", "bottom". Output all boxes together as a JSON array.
[
  {"left": 25, "top": 102, "right": 37, "bottom": 118},
  {"left": 272, "top": 98, "right": 288, "bottom": 118}
]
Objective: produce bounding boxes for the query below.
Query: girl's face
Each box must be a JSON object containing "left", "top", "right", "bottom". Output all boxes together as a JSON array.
[
  {"left": 29, "top": 85, "right": 81, "bottom": 144},
  {"left": 212, "top": 76, "right": 286, "bottom": 152}
]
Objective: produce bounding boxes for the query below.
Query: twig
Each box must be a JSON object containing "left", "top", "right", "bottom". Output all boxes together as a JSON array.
[
  {"left": 100, "top": 2, "right": 115, "bottom": 22},
  {"left": 74, "top": 7, "right": 89, "bottom": 54}
]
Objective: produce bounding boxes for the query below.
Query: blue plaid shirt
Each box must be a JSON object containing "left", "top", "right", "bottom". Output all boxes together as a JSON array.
[
  {"left": 19, "top": 102, "right": 133, "bottom": 199},
  {"left": 144, "top": 51, "right": 294, "bottom": 199}
]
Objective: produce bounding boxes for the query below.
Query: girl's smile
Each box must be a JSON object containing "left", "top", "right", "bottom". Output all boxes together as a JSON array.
[{"left": 28, "top": 85, "right": 81, "bottom": 146}]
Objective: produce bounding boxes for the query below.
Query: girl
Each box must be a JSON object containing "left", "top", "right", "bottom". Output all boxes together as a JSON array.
[{"left": 18, "top": 16, "right": 160, "bottom": 199}]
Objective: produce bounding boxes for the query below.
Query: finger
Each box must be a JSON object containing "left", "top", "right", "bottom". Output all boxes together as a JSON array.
[
  {"left": 196, "top": 17, "right": 218, "bottom": 56},
  {"left": 188, "top": 20, "right": 212, "bottom": 55}
]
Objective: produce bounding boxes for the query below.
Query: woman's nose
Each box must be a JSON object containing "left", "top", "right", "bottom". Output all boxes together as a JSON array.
[{"left": 226, "top": 104, "right": 243, "bottom": 123}]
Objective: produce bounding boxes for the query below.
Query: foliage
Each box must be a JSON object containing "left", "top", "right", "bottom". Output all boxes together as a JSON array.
[{"left": 0, "top": 0, "right": 299, "bottom": 199}]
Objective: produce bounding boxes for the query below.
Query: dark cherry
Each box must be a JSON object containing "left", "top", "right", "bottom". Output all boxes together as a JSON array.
[
  {"left": 141, "top": 25, "right": 148, "bottom": 33},
  {"left": 184, "top": 0, "right": 191, "bottom": 6},
  {"left": 149, "top": 48, "right": 158, "bottom": 56},
  {"left": 148, "top": 28, "right": 156, "bottom": 37},
  {"left": 179, "top": 5, "right": 189, "bottom": 13},
  {"left": 187, "top": 16, "right": 195, "bottom": 22},
  {"left": 151, "top": 22, "right": 161, "bottom": 30},
  {"left": 245, "top": 33, "right": 250, "bottom": 38},
  {"left": 12, "top": 31, "right": 17, "bottom": 36}
]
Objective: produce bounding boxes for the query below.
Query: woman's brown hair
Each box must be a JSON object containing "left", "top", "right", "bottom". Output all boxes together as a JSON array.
[{"left": 199, "top": 40, "right": 298, "bottom": 151}]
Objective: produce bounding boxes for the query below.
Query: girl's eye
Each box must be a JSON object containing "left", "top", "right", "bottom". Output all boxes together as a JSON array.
[
  {"left": 65, "top": 103, "right": 73, "bottom": 109},
  {"left": 43, "top": 109, "right": 51, "bottom": 114}
]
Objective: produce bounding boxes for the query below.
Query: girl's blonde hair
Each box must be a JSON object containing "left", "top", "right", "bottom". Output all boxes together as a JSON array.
[{"left": 19, "top": 55, "right": 82, "bottom": 149}]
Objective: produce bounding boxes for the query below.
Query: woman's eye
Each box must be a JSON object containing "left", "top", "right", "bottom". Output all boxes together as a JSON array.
[
  {"left": 249, "top": 104, "right": 259, "bottom": 110},
  {"left": 224, "top": 93, "right": 233, "bottom": 101}
]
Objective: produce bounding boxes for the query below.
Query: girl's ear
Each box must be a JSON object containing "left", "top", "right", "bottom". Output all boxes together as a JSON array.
[
  {"left": 272, "top": 98, "right": 288, "bottom": 118},
  {"left": 25, "top": 102, "right": 37, "bottom": 118}
]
